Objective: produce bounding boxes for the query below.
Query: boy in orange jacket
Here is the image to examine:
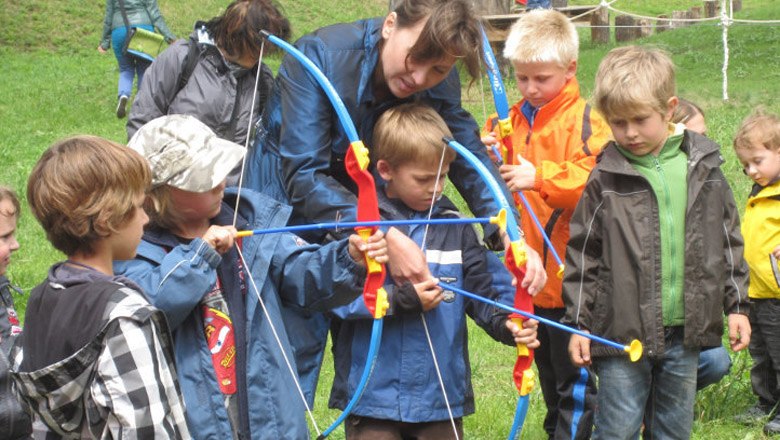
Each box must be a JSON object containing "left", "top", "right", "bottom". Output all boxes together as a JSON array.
[{"left": 483, "top": 9, "right": 611, "bottom": 440}]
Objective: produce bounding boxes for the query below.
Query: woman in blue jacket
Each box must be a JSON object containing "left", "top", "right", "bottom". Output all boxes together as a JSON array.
[{"left": 245, "top": 0, "right": 547, "bottom": 405}]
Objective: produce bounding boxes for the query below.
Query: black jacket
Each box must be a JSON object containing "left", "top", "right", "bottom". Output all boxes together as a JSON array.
[{"left": 562, "top": 131, "right": 750, "bottom": 358}]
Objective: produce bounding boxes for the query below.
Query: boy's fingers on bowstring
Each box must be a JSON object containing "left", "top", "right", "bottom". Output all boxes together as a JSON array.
[
  {"left": 203, "top": 225, "right": 237, "bottom": 254},
  {"left": 416, "top": 278, "right": 443, "bottom": 311}
]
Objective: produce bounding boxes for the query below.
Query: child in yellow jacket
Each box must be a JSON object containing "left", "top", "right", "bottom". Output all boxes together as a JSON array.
[{"left": 733, "top": 110, "right": 780, "bottom": 435}]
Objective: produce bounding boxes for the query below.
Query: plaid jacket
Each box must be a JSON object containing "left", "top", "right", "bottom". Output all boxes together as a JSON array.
[{"left": 12, "top": 270, "right": 189, "bottom": 439}]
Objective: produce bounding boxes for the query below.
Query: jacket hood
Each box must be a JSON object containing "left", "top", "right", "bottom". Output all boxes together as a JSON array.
[{"left": 46, "top": 261, "right": 142, "bottom": 294}]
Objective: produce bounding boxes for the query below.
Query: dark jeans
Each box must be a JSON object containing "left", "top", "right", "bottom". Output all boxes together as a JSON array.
[
  {"left": 749, "top": 299, "right": 780, "bottom": 410},
  {"left": 344, "top": 415, "right": 462, "bottom": 440},
  {"left": 536, "top": 307, "right": 596, "bottom": 439}
]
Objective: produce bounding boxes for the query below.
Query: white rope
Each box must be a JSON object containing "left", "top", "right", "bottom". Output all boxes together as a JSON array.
[
  {"left": 721, "top": 0, "right": 731, "bottom": 101},
  {"left": 566, "top": 0, "right": 618, "bottom": 23},
  {"left": 421, "top": 312, "right": 460, "bottom": 439},
  {"left": 232, "top": 39, "right": 265, "bottom": 227},
  {"left": 605, "top": 4, "right": 721, "bottom": 24},
  {"left": 235, "top": 244, "right": 322, "bottom": 436},
  {"left": 228, "top": 36, "right": 323, "bottom": 436}
]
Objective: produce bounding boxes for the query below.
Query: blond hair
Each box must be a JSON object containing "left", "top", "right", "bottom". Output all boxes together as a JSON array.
[
  {"left": 503, "top": 9, "right": 579, "bottom": 66},
  {"left": 592, "top": 46, "right": 676, "bottom": 120},
  {"left": 373, "top": 103, "right": 456, "bottom": 168},
  {"left": 144, "top": 185, "right": 187, "bottom": 231},
  {"left": 0, "top": 186, "right": 20, "bottom": 219},
  {"left": 27, "top": 136, "right": 151, "bottom": 256},
  {"left": 734, "top": 109, "right": 780, "bottom": 153}
]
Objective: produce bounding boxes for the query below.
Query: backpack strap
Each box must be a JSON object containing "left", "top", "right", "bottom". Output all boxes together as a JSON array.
[
  {"left": 175, "top": 35, "right": 202, "bottom": 96},
  {"left": 581, "top": 104, "right": 594, "bottom": 156}
]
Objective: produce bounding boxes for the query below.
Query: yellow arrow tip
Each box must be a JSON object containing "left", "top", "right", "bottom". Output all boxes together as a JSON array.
[{"left": 626, "top": 339, "right": 643, "bottom": 362}]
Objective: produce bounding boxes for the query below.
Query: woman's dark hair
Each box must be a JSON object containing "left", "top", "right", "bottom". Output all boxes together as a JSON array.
[
  {"left": 207, "top": 0, "right": 291, "bottom": 59},
  {"left": 390, "top": 0, "right": 482, "bottom": 80}
]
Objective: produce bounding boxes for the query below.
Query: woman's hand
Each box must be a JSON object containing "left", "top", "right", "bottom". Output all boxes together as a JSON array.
[
  {"left": 385, "top": 227, "right": 433, "bottom": 284},
  {"left": 97, "top": 45, "right": 107, "bottom": 54}
]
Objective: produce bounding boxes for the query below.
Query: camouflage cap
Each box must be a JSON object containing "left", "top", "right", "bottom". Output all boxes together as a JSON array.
[{"left": 127, "top": 114, "right": 245, "bottom": 192}]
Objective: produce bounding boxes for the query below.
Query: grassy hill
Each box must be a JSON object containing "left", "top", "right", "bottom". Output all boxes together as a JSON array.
[{"left": 2, "top": 0, "right": 780, "bottom": 438}]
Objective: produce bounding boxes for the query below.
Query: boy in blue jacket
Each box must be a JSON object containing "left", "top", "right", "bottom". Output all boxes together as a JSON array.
[
  {"left": 115, "top": 114, "right": 388, "bottom": 439},
  {"left": 327, "top": 103, "right": 539, "bottom": 439}
]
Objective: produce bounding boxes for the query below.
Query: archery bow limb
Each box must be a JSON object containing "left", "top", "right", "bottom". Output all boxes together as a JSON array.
[
  {"left": 258, "top": 31, "right": 388, "bottom": 439},
  {"left": 443, "top": 137, "right": 535, "bottom": 439},
  {"left": 479, "top": 27, "right": 566, "bottom": 279}
]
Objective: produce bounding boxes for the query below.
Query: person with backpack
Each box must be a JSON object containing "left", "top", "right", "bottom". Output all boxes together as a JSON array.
[
  {"left": 127, "top": 0, "right": 289, "bottom": 185},
  {"left": 98, "top": 0, "right": 176, "bottom": 119}
]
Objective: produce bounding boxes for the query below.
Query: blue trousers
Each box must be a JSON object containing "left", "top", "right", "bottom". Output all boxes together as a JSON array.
[
  {"left": 697, "top": 345, "right": 731, "bottom": 390},
  {"left": 526, "top": 0, "right": 552, "bottom": 9},
  {"left": 110, "top": 25, "right": 153, "bottom": 98},
  {"left": 593, "top": 328, "right": 699, "bottom": 440}
]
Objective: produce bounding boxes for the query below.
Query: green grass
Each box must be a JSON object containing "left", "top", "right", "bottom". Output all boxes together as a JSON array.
[{"left": 2, "top": 0, "right": 780, "bottom": 439}]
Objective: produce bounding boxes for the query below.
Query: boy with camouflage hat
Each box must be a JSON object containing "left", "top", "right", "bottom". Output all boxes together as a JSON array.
[{"left": 115, "top": 114, "right": 388, "bottom": 439}]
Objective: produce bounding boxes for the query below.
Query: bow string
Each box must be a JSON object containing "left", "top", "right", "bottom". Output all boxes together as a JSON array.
[{"left": 259, "top": 31, "right": 388, "bottom": 439}]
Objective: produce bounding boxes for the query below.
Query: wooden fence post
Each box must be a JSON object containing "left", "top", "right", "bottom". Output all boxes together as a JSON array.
[
  {"left": 703, "top": 0, "right": 718, "bottom": 17},
  {"left": 638, "top": 19, "right": 652, "bottom": 38},
  {"left": 615, "top": 15, "right": 637, "bottom": 42},
  {"left": 591, "top": 7, "right": 610, "bottom": 44},
  {"left": 471, "top": 0, "right": 510, "bottom": 15},
  {"left": 656, "top": 14, "right": 671, "bottom": 33},
  {"left": 671, "top": 10, "right": 688, "bottom": 28}
]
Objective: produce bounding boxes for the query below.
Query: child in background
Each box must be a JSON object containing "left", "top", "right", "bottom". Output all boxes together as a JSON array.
[
  {"left": 115, "top": 114, "right": 387, "bottom": 439},
  {"left": 672, "top": 98, "right": 707, "bottom": 136},
  {"left": 483, "top": 9, "right": 611, "bottom": 439},
  {"left": 0, "top": 186, "right": 32, "bottom": 440},
  {"left": 670, "top": 98, "right": 732, "bottom": 391},
  {"left": 13, "top": 136, "right": 189, "bottom": 438},
  {"left": 0, "top": 187, "right": 23, "bottom": 346},
  {"left": 328, "top": 103, "right": 539, "bottom": 439},
  {"left": 564, "top": 45, "right": 751, "bottom": 440},
  {"left": 733, "top": 110, "right": 780, "bottom": 435}
]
